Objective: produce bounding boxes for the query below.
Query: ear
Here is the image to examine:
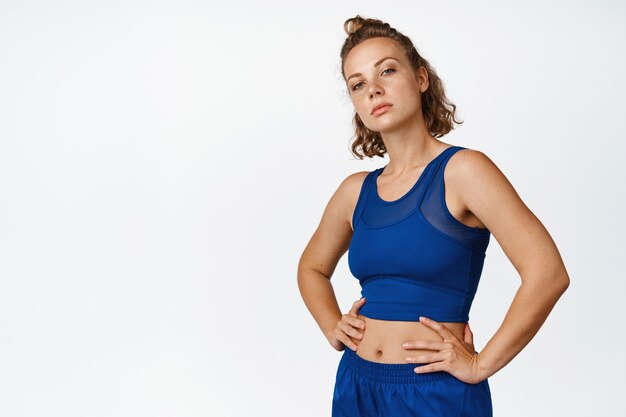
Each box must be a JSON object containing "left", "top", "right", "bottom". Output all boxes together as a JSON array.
[{"left": 414, "top": 66, "right": 429, "bottom": 93}]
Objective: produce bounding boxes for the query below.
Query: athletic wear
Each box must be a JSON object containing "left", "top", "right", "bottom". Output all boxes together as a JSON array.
[
  {"left": 347, "top": 146, "right": 491, "bottom": 322},
  {"left": 333, "top": 145, "right": 494, "bottom": 415},
  {"left": 332, "top": 347, "right": 493, "bottom": 417}
]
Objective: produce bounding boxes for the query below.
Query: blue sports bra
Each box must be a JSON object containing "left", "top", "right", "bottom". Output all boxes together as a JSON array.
[{"left": 347, "top": 146, "right": 491, "bottom": 322}]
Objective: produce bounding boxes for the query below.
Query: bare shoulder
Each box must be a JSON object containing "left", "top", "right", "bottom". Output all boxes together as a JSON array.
[
  {"left": 298, "top": 169, "right": 370, "bottom": 279},
  {"left": 315, "top": 169, "right": 370, "bottom": 235},
  {"left": 334, "top": 170, "right": 371, "bottom": 230},
  {"left": 445, "top": 147, "right": 497, "bottom": 182},
  {"left": 444, "top": 147, "right": 523, "bottom": 228},
  {"left": 340, "top": 170, "right": 371, "bottom": 202},
  {"left": 445, "top": 147, "right": 567, "bottom": 283},
  {"left": 342, "top": 169, "right": 371, "bottom": 190}
]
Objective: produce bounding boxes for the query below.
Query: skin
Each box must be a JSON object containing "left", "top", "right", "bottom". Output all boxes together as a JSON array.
[{"left": 297, "top": 37, "right": 570, "bottom": 384}]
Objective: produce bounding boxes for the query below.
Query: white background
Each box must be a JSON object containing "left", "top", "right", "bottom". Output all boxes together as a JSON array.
[{"left": 1, "top": 1, "right": 625, "bottom": 416}]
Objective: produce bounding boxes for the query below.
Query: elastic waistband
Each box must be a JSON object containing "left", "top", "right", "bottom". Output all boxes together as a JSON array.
[{"left": 340, "top": 347, "right": 456, "bottom": 384}]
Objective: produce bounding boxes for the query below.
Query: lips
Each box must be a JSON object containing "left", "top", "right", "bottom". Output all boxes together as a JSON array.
[{"left": 371, "top": 103, "right": 392, "bottom": 115}]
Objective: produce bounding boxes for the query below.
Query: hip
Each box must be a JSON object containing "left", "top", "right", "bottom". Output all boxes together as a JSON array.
[{"left": 333, "top": 346, "right": 493, "bottom": 417}]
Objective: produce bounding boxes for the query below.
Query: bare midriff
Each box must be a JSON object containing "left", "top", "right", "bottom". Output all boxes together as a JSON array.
[{"left": 354, "top": 314, "right": 468, "bottom": 364}]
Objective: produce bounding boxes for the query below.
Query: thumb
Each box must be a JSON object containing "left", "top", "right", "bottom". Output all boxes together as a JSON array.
[
  {"left": 349, "top": 297, "right": 366, "bottom": 317},
  {"left": 463, "top": 322, "right": 474, "bottom": 346}
]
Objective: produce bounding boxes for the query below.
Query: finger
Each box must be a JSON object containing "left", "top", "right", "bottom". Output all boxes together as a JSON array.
[
  {"left": 338, "top": 314, "right": 365, "bottom": 330},
  {"left": 337, "top": 331, "right": 359, "bottom": 351},
  {"left": 343, "top": 313, "right": 366, "bottom": 330},
  {"left": 405, "top": 353, "right": 445, "bottom": 364},
  {"left": 340, "top": 321, "right": 363, "bottom": 340},
  {"left": 413, "top": 361, "right": 446, "bottom": 374},
  {"left": 402, "top": 340, "right": 446, "bottom": 351},
  {"left": 419, "top": 316, "right": 455, "bottom": 340},
  {"left": 342, "top": 338, "right": 359, "bottom": 352},
  {"left": 348, "top": 298, "right": 366, "bottom": 317}
]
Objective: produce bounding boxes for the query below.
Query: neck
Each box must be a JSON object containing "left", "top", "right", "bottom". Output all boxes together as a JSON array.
[{"left": 379, "top": 119, "right": 441, "bottom": 173}]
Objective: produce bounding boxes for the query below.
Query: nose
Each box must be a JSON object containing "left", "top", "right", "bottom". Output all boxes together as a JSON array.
[{"left": 368, "top": 81, "right": 383, "bottom": 98}]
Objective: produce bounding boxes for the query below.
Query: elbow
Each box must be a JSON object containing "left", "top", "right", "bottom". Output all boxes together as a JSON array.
[
  {"left": 557, "top": 267, "right": 570, "bottom": 289},
  {"left": 523, "top": 269, "right": 570, "bottom": 294},
  {"left": 552, "top": 271, "right": 570, "bottom": 295}
]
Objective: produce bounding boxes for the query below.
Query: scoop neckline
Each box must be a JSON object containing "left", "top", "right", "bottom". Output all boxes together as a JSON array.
[{"left": 374, "top": 146, "right": 458, "bottom": 205}]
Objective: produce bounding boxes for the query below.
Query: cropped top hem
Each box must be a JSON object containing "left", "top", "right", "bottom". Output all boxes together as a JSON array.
[
  {"left": 359, "top": 312, "right": 469, "bottom": 323},
  {"left": 361, "top": 275, "right": 471, "bottom": 298}
]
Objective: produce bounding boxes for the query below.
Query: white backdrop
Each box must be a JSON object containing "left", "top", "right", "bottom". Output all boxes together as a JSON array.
[{"left": 1, "top": 1, "right": 625, "bottom": 416}]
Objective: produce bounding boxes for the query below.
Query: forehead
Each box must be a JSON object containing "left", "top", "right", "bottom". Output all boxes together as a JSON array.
[{"left": 344, "top": 37, "right": 405, "bottom": 72}]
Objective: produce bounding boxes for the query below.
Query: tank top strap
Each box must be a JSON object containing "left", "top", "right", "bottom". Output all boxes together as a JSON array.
[
  {"left": 415, "top": 146, "right": 467, "bottom": 206},
  {"left": 418, "top": 145, "right": 491, "bottom": 248}
]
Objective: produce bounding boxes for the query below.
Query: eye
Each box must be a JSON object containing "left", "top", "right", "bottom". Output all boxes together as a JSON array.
[
  {"left": 351, "top": 82, "right": 364, "bottom": 91},
  {"left": 351, "top": 68, "right": 396, "bottom": 91}
]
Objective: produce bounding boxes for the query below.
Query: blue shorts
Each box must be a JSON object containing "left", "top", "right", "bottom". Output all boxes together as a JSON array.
[{"left": 332, "top": 347, "right": 493, "bottom": 417}]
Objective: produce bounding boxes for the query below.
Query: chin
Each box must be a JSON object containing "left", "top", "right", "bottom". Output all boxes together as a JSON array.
[{"left": 368, "top": 119, "right": 406, "bottom": 134}]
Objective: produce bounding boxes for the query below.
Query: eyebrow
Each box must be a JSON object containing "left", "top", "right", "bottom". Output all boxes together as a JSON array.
[{"left": 347, "top": 57, "right": 400, "bottom": 82}]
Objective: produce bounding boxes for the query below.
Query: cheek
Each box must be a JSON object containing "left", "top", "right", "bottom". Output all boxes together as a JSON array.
[
  {"left": 352, "top": 98, "right": 370, "bottom": 118},
  {"left": 394, "top": 80, "right": 419, "bottom": 100},
  {"left": 395, "top": 86, "right": 421, "bottom": 111}
]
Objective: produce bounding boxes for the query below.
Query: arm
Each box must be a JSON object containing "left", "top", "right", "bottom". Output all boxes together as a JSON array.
[
  {"left": 297, "top": 171, "right": 367, "bottom": 342},
  {"left": 450, "top": 150, "right": 571, "bottom": 380}
]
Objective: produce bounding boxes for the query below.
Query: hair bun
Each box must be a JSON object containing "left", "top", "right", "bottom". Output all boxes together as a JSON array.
[
  {"left": 344, "top": 15, "right": 365, "bottom": 35},
  {"left": 343, "top": 15, "right": 385, "bottom": 36},
  {"left": 343, "top": 15, "right": 389, "bottom": 35}
]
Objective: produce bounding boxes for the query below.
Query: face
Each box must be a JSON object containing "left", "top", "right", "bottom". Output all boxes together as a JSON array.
[{"left": 343, "top": 37, "right": 428, "bottom": 133}]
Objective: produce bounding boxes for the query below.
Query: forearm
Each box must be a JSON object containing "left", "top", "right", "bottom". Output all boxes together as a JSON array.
[
  {"left": 478, "top": 273, "right": 569, "bottom": 380},
  {"left": 297, "top": 267, "right": 343, "bottom": 340}
]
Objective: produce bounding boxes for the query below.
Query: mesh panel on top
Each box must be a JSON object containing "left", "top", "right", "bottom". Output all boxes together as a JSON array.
[
  {"left": 359, "top": 146, "right": 490, "bottom": 251},
  {"left": 419, "top": 148, "right": 491, "bottom": 250}
]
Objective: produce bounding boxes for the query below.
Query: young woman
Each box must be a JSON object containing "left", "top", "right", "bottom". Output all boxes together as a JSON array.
[{"left": 297, "top": 15, "right": 570, "bottom": 417}]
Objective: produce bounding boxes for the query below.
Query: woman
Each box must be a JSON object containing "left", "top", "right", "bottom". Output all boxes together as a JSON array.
[{"left": 297, "top": 15, "right": 570, "bottom": 417}]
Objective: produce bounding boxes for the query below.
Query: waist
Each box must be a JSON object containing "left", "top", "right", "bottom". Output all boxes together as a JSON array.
[{"left": 353, "top": 314, "right": 468, "bottom": 364}]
